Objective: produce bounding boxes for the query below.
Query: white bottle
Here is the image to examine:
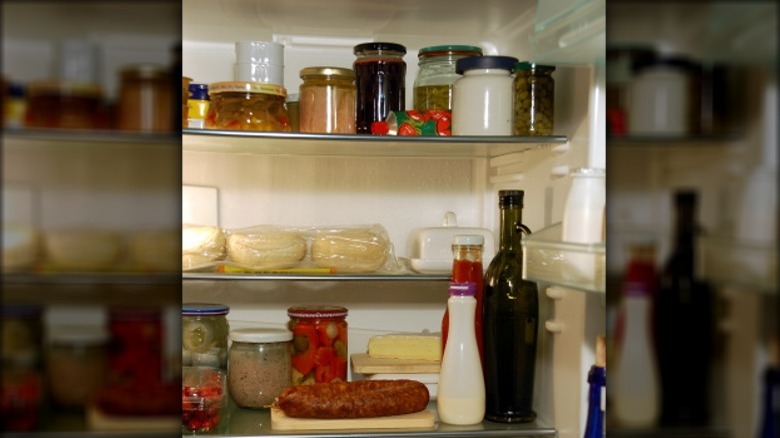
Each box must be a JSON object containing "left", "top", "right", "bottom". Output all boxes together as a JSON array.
[
  {"left": 452, "top": 56, "right": 518, "bottom": 135},
  {"left": 437, "top": 282, "right": 485, "bottom": 425},
  {"left": 561, "top": 167, "right": 606, "bottom": 282}
]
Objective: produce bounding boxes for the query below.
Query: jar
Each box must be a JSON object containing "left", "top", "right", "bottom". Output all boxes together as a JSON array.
[
  {"left": 182, "top": 76, "right": 192, "bottom": 128},
  {"left": 299, "top": 66, "right": 356, "bottom": 134},
  {"left": 46, "top": 325, "right": 108, "bottom": 408},
  {"left": 227, "top": 328, "right": 292, "bottom": 409},
  {"left": 187, "top": 84, "right": 210, "bottom": 129},
  {"left": 117, "top": 64, "right": 173, "bottom": 132},
  {"left": 513, "top": 62, "right": 556, "bottom": 136},
  {"left": 286, "top": 93, "right": 300, "bottom": 132},
  {"left": 1, "top": 304, "right": 43, "bottom": 369},
  {"left": 5, "top": 81, "right": 27, "bottom": 128},
  {"left": 287, "top": 305, "right": 348, "bottom": 385},
  {"left": 24, "top": 80, "right": 104, "bottom": 129},
  {"left": 628, "top": 56, "right": 693, "bottom": 136},
  {"left": 107, "top": 307, "right": 163, "bottom": 386},
  {"left": 413, "top": 45, "right": 483, "bottom": 112},
  {"left": 452, "top": 55, "right": 518, "bottom": 135},
  {"left": 205, "top": 81, "right": 290, "bottom": 132},
  {"left": 182, "top": 303, "right": 229, "bottom": 369},
  {"left": 353, "top": 42, "right": 406, "bottom": 134},
  {"left": 606, "top": 45, "right": 656, "bottom": 136},
  {"left": 182, "top": 366, "right": 226, "bottom": 433}
]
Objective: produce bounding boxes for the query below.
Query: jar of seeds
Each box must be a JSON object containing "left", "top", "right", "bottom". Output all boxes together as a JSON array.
[{"left": 513, "top": 62, "right": 555, "bottom": 136}]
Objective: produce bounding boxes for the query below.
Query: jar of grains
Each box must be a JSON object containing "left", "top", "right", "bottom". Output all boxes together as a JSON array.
[
  {"left": 513, "top": 62, "right": 556, "bottom": 136},
  {"left": 227, "top": 328, "right": 292, "bottom": 409},
  {"left": 205, "top": 81, "right": 290, "bottom": 132},
  {"left": 182, "top": 303, "right": 229, "bottom": 369},
  {"left": 287, "top": 305, "right": 348, "bottom": 385},
  {"left": 299, "top": 67, "right": 356, "bottom": 133},
  {"left": 413, "top": 45, "right": 483, "bottom": 112}
]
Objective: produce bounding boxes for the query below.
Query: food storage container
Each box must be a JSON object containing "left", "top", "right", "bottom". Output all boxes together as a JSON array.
[
  {"left": 227, "top": 328, "right": 293, "bottom": 409},
  {"left": 299, "top": 66, "right": 356, "bottom": 134},
  {"left": 513, "top": 62, "right": 556, "bottom": 136},
  {"left": 182, "top": 303, "right": 229, "bottom": 369},
  {"left": 414, "top": 45, "right": 483, "bottom": 112},
  {"left": 287, "top": 305, "right": 348, "bottom": 385},
  {"left": 452, "top": 55, "right": 518, "bottom": 135},
  {"left": 117, "top": 64, "right": 173, "bottom": 132},
  {"left": 628, "top": 56, "right": 694, "bottom": 136},
  {"left": 205, "top": 81, "right": 290, "bottom": 132},
  {"left": 182, "top": 366, "right": 226, "bottom": 433},
  {"left": 24, "top": 80, "right": 104, "bottom": 130},
  {"left": 408, "top": 211, "right": 495, "bottom": 274},
  {"left": 234, "top": 40, "right": 284, "bottom": 85},
  {"left": 46, "top": 325, "right": 108, "bottom": 408}
]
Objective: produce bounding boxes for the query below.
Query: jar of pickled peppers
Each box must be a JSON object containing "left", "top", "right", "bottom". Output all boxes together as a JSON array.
[
  {"left": 205, "top": 81, "right": 290, "bottom": 132},
  {"left": 287, "top": 305, "right": 348, "bottom": 385},
  {"left": 413, "top": 45, "right": 482, "bottom": 112},
  {"left": 513, "top": 62, "right": 556, "bottom": 136}
]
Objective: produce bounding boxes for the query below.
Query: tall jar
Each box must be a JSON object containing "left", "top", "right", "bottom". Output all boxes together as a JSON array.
[
  {"left": 353, "top": 42, "right": 406, "bottom": 134},
  {"left": 414, "top": 45, "right": 482, "bottom": 112},
  {"left": 182, "top": 303, "right": 229, "bottom": 369},
  {"left": 287, "top": 305, "right": 348, "bottom": 385},
  {"left": 227, "top": 328, "right": 292, "bottom": 409},
  {"left": 205, "top": 81, "right": 290, "bottom": 132},
  {"left": 513, "top": 62, "right": 556, "bottom": 136},
  {"left": 628, "top": 56, "right": 693, "bottom": 136},
  {"left": 452, "top": 56, "right": 518, "bottom": 135},
  {"left": 117, "top": 64, "right": 173, "bottom": 132},
  {"left": 299, "top": 66, "right": 356, "bottom": 134},
  {"left": 46, "top": 325, "right": 108, "bottom": 409}
]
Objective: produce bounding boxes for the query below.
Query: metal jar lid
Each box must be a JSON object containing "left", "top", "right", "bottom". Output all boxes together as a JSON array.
[
  {"left": 208, "top": 81, "right": 287, "bottom": 97},
  {"left": 287, "top": 305, "right": 348, "bottom": 319},
  {"left": 456, "top": 55, "right": 519, "bottom": 74},
  {"left": 299, "top": 67, "right": 355, "bottom": 80},
  {"left": 229, "top": 328, "right": 293, "bottom": 343},
  {"left": 182, "top": 303, "right": 230, "bottom": 316},
  {"left": 418, "top": 45, "right": 483, "bottom": 59},
  {"left": 354, "top": 42, "right": 407, "bottom": 55}
]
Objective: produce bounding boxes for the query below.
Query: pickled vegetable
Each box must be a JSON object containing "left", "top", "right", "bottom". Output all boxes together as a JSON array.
[
  {"left": 414, "top": 85, "right": 452, "bottom": 111},
  {"left": 287, "top": 305, "right": 348, "bottom": 385},
  {"left": 513, "top": 63, "right": 555, "bottom": 136},
  {"left": 205, "top": 82, "right": 290, "bottom": 132},
  {"left": 182, "top": 313, "right": 228, "bottom": 368}
]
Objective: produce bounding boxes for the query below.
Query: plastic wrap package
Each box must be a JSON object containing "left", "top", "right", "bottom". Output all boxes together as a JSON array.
[
  {"left": 182, "top": 224, "right": 226, "bottom": 271},
  {"left": 43, "top": 229, "right": 123, "bottom": 271}
]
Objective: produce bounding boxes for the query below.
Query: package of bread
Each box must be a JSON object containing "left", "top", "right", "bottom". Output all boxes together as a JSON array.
[
  {"left": 44, "top": 229, "right": 122, "bottom": 271},
  {"left": 3, "top": 224, "right": 40, "bottom": 271},
  {"left": 311, "top": 225, "right": 391, "bottom": 273},
  {"left": 182, "top": 224, "right": 226, "bottom": 271},
  {"left": 226, "top": 226, "right": 307, "bottom": 270},
  {"left": 129, "top": 229, "right": 180, "bottom": 272}
]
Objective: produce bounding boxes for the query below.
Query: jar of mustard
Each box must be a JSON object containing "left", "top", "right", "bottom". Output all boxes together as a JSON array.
[
  {"left": 205, "top": 81, "right": 290, "bottom": 132},
  {"left": 287, "top": 305, "right": 348, "bottom": 385}
]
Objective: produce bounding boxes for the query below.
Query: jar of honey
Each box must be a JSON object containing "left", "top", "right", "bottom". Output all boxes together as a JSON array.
[
  {"left": 205, "top": 81, "right": 290, "bottom": 132},
  {"left": 287, "top": 305, "right": 348, "bottom": 385}
]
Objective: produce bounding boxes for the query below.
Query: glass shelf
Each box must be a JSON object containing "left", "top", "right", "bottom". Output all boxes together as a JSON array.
[
  {"left": 699, "top": 235, "right": 777, "bottom": 294},
  {"left": 3, "top": 128, "right": 179, "bottom": 147},
  {"left": 183, "top": 130, "right": 568, "bottom": 158},
  {"left": 3, "top": 271, "right": 181, "bottom": 285},
  {"left": 523, "top": 222, "right": 605, "bottom": 294},
  {"left": 530, "top": 0, "right": 605, "bottom": 65},
  {"left": 607, "top": 135, "right": 741, "bottom": 148},
  {"left": 183, "top": 272, "right": 449, "bottom": 282}
]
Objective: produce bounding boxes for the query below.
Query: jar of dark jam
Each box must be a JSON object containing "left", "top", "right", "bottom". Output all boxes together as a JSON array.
[{"left": 353, "top": 42, "right": 406, "bottom": 134}]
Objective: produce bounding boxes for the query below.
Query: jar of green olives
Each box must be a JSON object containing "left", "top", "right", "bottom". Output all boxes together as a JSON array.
[
  {"left": 513, "top": 62, "right": 556, "bottom": 136},
  {"left": 182, "top": 303, "right": 230, "bottom": 369},
  {"left": 413, "top": 45, "right": 483, "bottom": 112}
]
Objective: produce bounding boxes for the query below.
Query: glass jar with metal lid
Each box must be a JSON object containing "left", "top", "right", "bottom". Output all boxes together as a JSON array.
[
  {"left": 117, "top": 64, "right": 173, "bottom": 132},
  {"left": 513, "top": 62, "right": 556, "bottom": 136},
  {"left": 287, "top": 305, "right": 348, "bottom": 385},
  {"left": 299, "top": 66, "right": 356, "bottom": 134},
  {"left": 414, "top": 45, "right": 483, "bottom": 112},
  {"left": 182, "top": 303, "right": 229, "bottom": 369},
  {"left": 205, "top": 81, "right": 290, "bottom": 132},
  {"left": 227, "top": 328, "right": 292, "bottom": 409},
  {"left": 24, "top": 81, "right": 105, "bottom": 129},
  {"left": 353, "top": 42, "right": 406, "bottom": 134}
]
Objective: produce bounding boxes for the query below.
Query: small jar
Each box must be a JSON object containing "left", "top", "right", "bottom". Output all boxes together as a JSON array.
[
  {"left": 287, "top": 305, "right": 348, "bottom": 385},
  {"left": 413, "top": 45, "right": 483, "bottom": 112},
  {"left": 628, "top": 56, "right": 693, "bottom": 136},
  {"left": 452, "top": 55, "right": 518, "bottom": 135},
  {"left": 227, "top": 328, "right": 292, "bottom": 409},
  {"left": 187, "top": 84, "right": 210, "bottom": 129},
  {"left": 182, "top": 303, "right": 229, "bottom": 369},
  {"left": 46, "top": 325, "right": 108, "bottom": 409},
  {"left": 286, "top": 93, "right": 300, "bottom": 132},
  {"left": 182, "top": 76, "right": 193, "bottom": 128},
  {"left": 117, "top": 64, "right": 173, "bottom": 132},
  {"left": 513, "top": 62, "right": 556, "bottom": 136},
  {"left": 107, "top": 307, "right": 163, "bottom": 386},
  {"left": 299, "top": 67, "right": 356, "bottom": 134},
  {"left": 24, "top": 81, "right": 104, "bottom": 130},
  {"left": 353, "top": 42, "right": 406, "bottom": 134},
  {"left": 205, "top": 81, "right": 290, "bottom": 132}
]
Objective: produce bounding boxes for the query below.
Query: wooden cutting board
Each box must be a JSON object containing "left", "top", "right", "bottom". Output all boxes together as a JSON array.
[
  {"left": 351, "top": 353, "right": 441, "bottom": 374},
  {"left": 86, "top": 405, "right": 179, "bottom": 431},
  {"left": 271, "top": 407, "right": 435, "bottom": 431}
]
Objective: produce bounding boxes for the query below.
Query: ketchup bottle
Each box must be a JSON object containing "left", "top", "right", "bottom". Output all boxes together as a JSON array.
[{"left": 442, "top": 234, "right": 484, "bottom": 366}]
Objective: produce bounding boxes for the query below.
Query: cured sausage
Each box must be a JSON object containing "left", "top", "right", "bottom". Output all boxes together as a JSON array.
[{"left": 276, "top": 379, "right": 429, "bottom": 419}]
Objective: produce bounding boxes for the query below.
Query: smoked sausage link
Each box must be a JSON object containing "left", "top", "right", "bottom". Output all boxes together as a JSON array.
[{"left": 277, "top": 379, "right": 430, "bottom": 419}]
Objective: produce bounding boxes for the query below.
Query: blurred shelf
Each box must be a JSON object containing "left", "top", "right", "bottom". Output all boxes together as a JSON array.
[
  {"left": 3, "top": 128, "right": 179, "bottom": 148},
  {"left": 530, "top": 0, "right": 605, "bottom": 65},
  {"left": 607, "top": 427, "right": 730, "bottom": 438},
  {"left": 3, "top": 271, "right": 180, "bottom": 285},
  {"left": 183, "top": 272, "right": 449, "bottom": 282},
  {"left": 699, "top": 236, "right": 777, "bottom": 294},
  {"left": 607, "top": 135, "right": 741, "bottom": 148},
  {"left": 183, "top": 130, "right": 568, "bottom": 158}
]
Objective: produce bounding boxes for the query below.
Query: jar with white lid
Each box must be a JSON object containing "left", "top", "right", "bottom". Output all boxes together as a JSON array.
[
  {"left": 227, "top": 328, "right": 292, "bottom": 409},
  {"left": 452, "top": 55, "right": 518, "bottom": 135},
  {"left": 46, "top": 325, "right": 109, "bottom": 408}
]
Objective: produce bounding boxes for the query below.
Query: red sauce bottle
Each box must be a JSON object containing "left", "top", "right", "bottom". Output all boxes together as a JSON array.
[{"left": 442, "top": 234, "right": 484, "bottom": 366}]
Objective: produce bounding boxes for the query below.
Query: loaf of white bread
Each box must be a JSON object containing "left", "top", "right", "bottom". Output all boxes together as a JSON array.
[{"left": 367, "top": 333, "right": 442, "bottom": 362}]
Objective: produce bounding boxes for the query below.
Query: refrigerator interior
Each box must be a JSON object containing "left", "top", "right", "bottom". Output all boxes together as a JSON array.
[{"left": 183, "top": 0, "right": 605, "bottom": 437}]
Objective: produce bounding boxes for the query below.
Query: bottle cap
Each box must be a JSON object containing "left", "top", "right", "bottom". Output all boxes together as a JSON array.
[
  {"left": 182, "top": 303, "right": 230, "bottom": 316},
  {"left": 674, "top": 189, "right": 697, "bottom": 206},
  {"left": 354, "top": 42, "right": 407, "bottom": 55},
  {"left": 188, "top": 83, "right": 209, "bottom": 100},
  {"left": 229, "top": 328, "right": 292, "bottom": 343},
  {"left": 456, "top": 55, "right": 518, "bottom": 74},
  {"left": 448, "top": 282, "right": 476, "bottom": 296},
  {"left": 452, "top": 234, "right": 484, "bottom": 246},
  {"left": 498, "top": 190, "right": 524, "bottom": 207}
]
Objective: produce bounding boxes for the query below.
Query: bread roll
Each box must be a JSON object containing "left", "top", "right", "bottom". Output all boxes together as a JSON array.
[
  {"left": 182, "top": 225, "right": 225, "bottom": 270},
  {"left": 226, "top": 229, "right": 306, "bottom": 270},
  {"left": 44, "top": 229, "right": 122, "bottom": 270},
  {"left": 130, "top": 229, "right": 179, "bottom": 272},
  {"left": 311, "top": 229, "right": 389, "bottom": 273}
]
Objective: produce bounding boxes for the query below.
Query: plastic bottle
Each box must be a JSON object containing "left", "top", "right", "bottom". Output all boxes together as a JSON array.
[
  {"left": 187, "top": 83, "right": 210, "bottom": 129},
  {"left": 584, "top": 335, "right": 606, "bottom": 438},
  {"left": 483, "top": 190, "right": 538, "bottom": 423},
  {"left": 438, "top": 282, "right": 485, "bottom": 425}
]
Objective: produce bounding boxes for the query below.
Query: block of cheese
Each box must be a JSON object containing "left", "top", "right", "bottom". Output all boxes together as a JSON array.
[{"left": 367, "top": 333, "right": 442, "bottom": 361}]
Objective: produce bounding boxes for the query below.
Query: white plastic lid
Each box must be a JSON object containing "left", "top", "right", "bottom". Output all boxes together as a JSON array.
[
  {"left": 452, "top": 234, "right": 484, "bottom": 245},
  {"left": 229, "top": 328, "right": 292, "bottom": 343},
  {"left": 50, "top": 325, "right": 109, "bottom": 345}
]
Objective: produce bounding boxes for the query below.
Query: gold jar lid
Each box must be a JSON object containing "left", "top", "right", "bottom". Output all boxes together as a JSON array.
[
  {"left": 120, "top": 64, "right": 168, "bottom": 80},
  {"left": 27, "top": 80, "right": 102, "bottom": 98},
  {"left": 299, "top": 67, "right": 355, "bottom": 80},
  {"left": 209, "top": 81, "right": 286, "bottom": 97}
]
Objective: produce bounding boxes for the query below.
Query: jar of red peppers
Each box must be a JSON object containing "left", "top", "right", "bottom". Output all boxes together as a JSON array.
[
  {"left": 287, "top": 305, "right": 348, "bottom": 385},
  {"left": 205, "top": 81, "right": 290, "bottom": 132}
]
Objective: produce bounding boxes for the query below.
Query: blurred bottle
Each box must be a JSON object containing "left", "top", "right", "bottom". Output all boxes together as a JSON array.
[
  {"left": 654, "top": 190, "right": 714, "bottom": 426},
  {"left": 4, "top": 81, "right": 27, "bottom": 129},
  {"left": 758, "top": 338, "right": 779, "bottom": 438},
  {"left": 584, "top": 335, "right": 606, "bottom": 438},
  {"left": 612, "top": 242, "right": 660, "bottom": 428}
]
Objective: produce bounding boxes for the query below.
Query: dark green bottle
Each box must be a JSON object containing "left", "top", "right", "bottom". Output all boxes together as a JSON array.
[{"left": 483, "top": 190, "right": 539, "bottom": 423}]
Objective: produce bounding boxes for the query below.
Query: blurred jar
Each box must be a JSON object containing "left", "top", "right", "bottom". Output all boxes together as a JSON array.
[
  {"left": 5, "top": 81, "right": 27, "bottom": 128},
  {"left": 299, "top": 66, "right": 356, "bottom": 134},
  {"left": 182, "top": 76, "right": 192, "bottom": 128},
  {"left": 46, "top": 325, "right": 108, "bottom": 409},
  {"left": 205, "top": 81, "right": 290, "bottom": 132},
  {"left": 1, "top": 304, "right": 44, "bottom": 431},
  {"left": 513, "top": 62, "right": 556, "bottom": 136},
  {"left": 628, "top": 56, "right": 695, "bottom": 136},
  {"left": 414, "top": 45, "right": 483, "bottom": 112},
  {"left": 117, "top": 64, "right": 173, "bottom": 132},
  {"left": 25, "top": 81, "right": 105, "bottom": 129},
  {"left": 286, "top": 93, "right": 300, "bottom": 132},
  {"left": 2, "top": 304, "right": 43, "bottom": 369},
  {"left": 606, "top": 45, "right": 656, "bottom": 136},
  {"left": 107, "top": 307, "right": 163, "bottom": 386}
]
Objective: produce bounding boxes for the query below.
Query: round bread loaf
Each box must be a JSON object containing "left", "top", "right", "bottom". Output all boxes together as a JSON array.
[
  {"left": 226, "top": 230, "right": 306, "bottom": 270},
  {"left": 311, "top": 229, "right": 389, "bottom": 273},
  {"left": 182, "top": 225, "right": 226, "bottom": 270}
]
